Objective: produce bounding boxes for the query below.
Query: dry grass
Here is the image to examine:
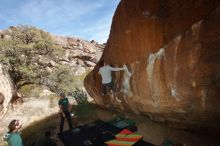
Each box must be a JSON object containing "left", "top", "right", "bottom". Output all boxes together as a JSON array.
[
  {"left": 22, "top": 113, "right": 61, "bottom": 146},
  {"left": 2, "top": 101, "right": 220, "bottom": 146},
  {"left": 0, "top": 96, "right": 59, "bottom": 145},
  {"left": 21, "top": 103, "right": 114, "bottom": 146},
  {"left": 23, "top": 105, "right": 220, "bottom": 146}
]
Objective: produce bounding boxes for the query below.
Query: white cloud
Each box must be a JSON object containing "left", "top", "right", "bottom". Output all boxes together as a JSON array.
[
  {"left": 83, "top": 17, "right": 113, "bottom": 43},
  {"left": 0, "top": 0, "right": 120, "bottom": 43},
  {"left": 18, "top": 0, "right": 104, "bottom": 27}
]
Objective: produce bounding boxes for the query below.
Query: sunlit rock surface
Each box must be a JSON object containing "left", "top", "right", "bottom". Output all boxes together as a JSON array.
[
  {"left": 0, "top": 64, "right": 20, "bottom": 118},
  {"left": 85, "top": 0, "right": 220, "bottom": 129}
]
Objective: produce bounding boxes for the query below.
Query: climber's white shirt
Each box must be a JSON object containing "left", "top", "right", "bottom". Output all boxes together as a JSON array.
[{"left": 99, "top": 65, "right": 124, "bottom": 84}]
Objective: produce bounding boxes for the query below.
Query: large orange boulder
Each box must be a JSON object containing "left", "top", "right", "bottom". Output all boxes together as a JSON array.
[{"left": 84, "top": 0, "right": 220, "bottom": 129}]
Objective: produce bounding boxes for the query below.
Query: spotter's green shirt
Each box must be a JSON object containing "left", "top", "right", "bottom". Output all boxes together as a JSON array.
[
  {"left": 8, "top": 132, "right": 23, "bottom": 146},
  {"left": 58, "top": 97, "right": 69, "bottom": 111}
]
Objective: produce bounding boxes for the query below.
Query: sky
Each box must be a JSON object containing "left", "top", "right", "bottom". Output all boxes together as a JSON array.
[{"left": 0, "top": 0, "right": 120, "bottom": 43}]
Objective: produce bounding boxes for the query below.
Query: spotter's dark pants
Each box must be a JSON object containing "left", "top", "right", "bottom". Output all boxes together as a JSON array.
[{"left": 59, "top": 110, "right": 73, "bottom": 133}]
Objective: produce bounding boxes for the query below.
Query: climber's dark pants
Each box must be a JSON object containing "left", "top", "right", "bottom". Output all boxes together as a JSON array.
[
  {"left": 59, "top": 110, "right": 72, "bottom": 133},
  {"left": 102, "top": 81, "right": 114, "bottom": 95}
]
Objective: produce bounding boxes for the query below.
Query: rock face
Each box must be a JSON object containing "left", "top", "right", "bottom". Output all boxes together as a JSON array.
[
  {"left": 52, "top": 35, "right": 103, "bottom": 74},
  {"left": 0, "top": 30, "right": 104, "bottom": 118},
  {"left": 85, "top": 0, "right": 220, "bottom": 129},
  {"left": 0, "top": 64, "right": 20, "bottom": 118}
]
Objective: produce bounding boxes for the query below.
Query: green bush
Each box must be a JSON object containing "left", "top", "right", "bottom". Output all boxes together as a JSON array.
[
  {"left": 66, "top": 89, "right": 97, "bottom": 121},
  {"left": 19, "top": 84, "right": 43, "bottom": 97},
  {"left": 73, "top": 103, "right": 97, "bottom": 122},
  {"left": 71, "top": 88, "right": 88, "bottom": 105},
  {"left": 0, "top": 25, "right": 92, "bottom": 100},
  {"left": 0, "top": 25, "right": 69, "bottom": 92}
]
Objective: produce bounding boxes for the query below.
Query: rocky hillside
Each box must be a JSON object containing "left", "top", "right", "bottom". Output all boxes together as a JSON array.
[
  {"left": 0, "top": 25, "right": 103, "bottom": 118},
  {"left": 52, "top": 35, "right": 103, "bottom": 74},
  {"left": 84, "top": 0, "right": 220, "bottom": 130},
  {"left": 0, "top": 26, "right": 103, "bottom": 144}
]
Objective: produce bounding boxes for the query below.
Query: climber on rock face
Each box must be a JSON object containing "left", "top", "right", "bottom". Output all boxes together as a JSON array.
[{"left": 98, "top": 61, "right": 126, "bottom": 96}]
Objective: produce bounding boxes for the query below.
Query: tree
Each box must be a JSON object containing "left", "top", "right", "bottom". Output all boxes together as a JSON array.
[
  {"left": 0, "top": 26, "right": 56, "bottom": 87},
  {"left": 0, "top": 25, "right": 76, "bottom": 97}
]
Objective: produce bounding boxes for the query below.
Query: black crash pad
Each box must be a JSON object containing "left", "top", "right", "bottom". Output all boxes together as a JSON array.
[{"left": 58, "top": 120, "right": 155, "bottom": 146}]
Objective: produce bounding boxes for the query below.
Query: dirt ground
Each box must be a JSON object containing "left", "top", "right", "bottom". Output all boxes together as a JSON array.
[{"left": 22, "top": 105, "right": 220, "bottom": 146}]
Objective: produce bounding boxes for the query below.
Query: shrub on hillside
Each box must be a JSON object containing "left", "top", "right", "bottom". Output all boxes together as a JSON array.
[
  {"left": 0, "top": 25, "right": 70, "bottom": 92},
  {"left": 71, "top": 88, "right": 88, "bottom": 105},
  {"left": 70, "top": 88, "right": 97, "bottom": 122}
]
